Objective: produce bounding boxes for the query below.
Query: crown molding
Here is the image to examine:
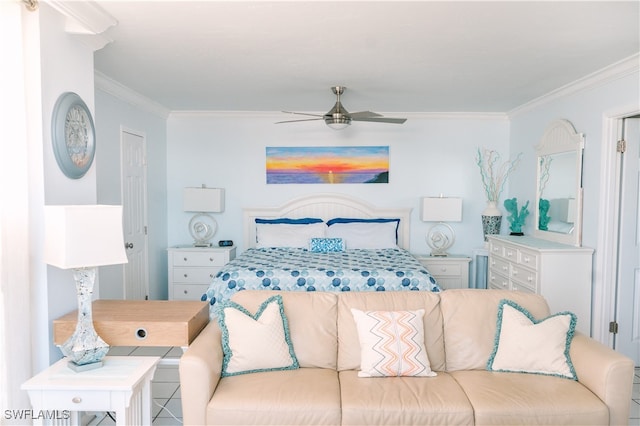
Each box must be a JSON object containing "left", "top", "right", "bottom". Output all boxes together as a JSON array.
[
  {"left": 95, "top": 71, "right": 171, "bottom": 119},
  {"left": 46, "top": 0, "right": 117, "bottom": 51},
  {"left": 508, "top": 54, "right": 640, "bottom": 118}
]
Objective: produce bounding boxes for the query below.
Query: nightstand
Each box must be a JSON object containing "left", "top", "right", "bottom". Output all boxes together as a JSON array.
[
  {"left": 414, "top": 254, "right": 471, "bottom": 289},
  {"left": 21, "top": 356, "right": 159, "bottom": 426},
  {"left": 167, "top": 245, "right": 236, "bottom": 300}
]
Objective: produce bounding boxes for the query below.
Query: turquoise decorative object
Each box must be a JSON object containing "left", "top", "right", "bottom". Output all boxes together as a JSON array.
[
  {"left": 538, "top": 198, "right": 551, "bottom": 231},
  {"left": 504, "top": 198, "right": 529, "bottom": 235}
]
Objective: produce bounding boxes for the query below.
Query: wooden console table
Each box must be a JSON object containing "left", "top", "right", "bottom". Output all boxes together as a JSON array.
[{"left": 53, "top": 300, "right": 209, "bottom": 348}]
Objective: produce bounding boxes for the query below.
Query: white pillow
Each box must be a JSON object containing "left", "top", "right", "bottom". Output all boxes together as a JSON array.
[
  {"left": 256, "top": 222, "right": 326, "bottom": 248},
  {"left": 486, "top": 299, "right": 577, "bottom": 380},
  {"left": 217, "top": 295, "right": 298, "bottom": 377},
  {"left": 351, "top": 308, "right": 437, "bottom": 377},
  {"left": 326, "top": 221, "right": 398, "bottom": 249}
]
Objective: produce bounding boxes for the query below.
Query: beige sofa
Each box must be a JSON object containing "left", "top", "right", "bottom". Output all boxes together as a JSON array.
[{"left": 180, "top": 289, "right": 634, "bottom": 425}]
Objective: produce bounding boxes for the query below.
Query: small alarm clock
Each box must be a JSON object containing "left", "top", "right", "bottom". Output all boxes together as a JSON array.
[{"left": 218, "top": 240, "right": 233, "bottom": 247}]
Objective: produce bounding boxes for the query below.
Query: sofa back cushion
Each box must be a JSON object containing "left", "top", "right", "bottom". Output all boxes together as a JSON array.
[
  {"left": 439, "top": 289, "right": 550, "bottom": 371},
  {"left": 230, "top": 290, "right": 338, "bottom": 369},
  {"left": 336, "top": 291, "right": 445, "bottom": 371}
]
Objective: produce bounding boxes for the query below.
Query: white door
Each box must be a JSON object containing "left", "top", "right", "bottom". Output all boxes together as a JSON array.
[
  {"left": 615, "top": 116, "right": 640, "bottom": 364},
  {"left": 122, "top": 129, "right": 149, "bottom": 300}
]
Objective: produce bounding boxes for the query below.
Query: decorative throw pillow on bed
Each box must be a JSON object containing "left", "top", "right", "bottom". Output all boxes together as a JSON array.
[
  {"left": 486, "top": 299, "right": 577, "bottom": 380},
  {"left": 351, "top": 308, "right": 437, "bottom": 378},
  {"left": 309, "top": 237, "right": 345, "bottom": 253},
  {"left": 217, "top": 294, "right": 299, "bottom": 377}
]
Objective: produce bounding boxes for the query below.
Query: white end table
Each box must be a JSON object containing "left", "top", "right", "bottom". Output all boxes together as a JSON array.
[{"left": 22, "top": 356, "right": 159, "bottom": 426}]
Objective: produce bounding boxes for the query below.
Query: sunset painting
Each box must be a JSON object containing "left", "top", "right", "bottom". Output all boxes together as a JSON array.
[{"left": 266, "top": 146, "right": 389, "bottom": 184}]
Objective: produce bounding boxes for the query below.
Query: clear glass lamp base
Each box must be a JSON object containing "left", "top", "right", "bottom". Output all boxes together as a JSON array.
[
  {"left": 426, "top": 222, "right": 455, "bottom": 257},
  {"left": 59, "top": 267, "right": 109, "bottom": 371}
]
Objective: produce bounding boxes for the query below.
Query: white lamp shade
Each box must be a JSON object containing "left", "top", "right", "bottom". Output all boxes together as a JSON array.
[
  {"left": 183, "top": 187, "right": 225, "bottom": 212},
  {"left": 44, "top": 205, "right": 128, "bottom": 269},
  {"left": 421, "top": 197, "right": 463, "bottom": 222}
]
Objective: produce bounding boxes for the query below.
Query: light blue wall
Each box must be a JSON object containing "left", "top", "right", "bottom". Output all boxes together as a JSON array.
[
  {"left": 95, "top": 90, "right": 169, "bottom": 300},
  {"left": 508, "top": 69, "right": 640, "bottom": 250},
  {"left": 167, "top": 113, "right": 510, "bottom": 260}
]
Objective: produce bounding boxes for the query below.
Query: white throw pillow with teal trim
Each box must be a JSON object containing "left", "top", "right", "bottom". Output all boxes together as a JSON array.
[
  {"left": 218, "top": 294, "right": 298, "bottom": 377},
  {"left": 487, "top": 299, "right": 577, "bottom": 380}
]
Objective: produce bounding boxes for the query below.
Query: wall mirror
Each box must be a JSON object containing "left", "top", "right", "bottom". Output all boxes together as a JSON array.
[{"left": 533, "top": 119, "right": 585, "bottom": 246}]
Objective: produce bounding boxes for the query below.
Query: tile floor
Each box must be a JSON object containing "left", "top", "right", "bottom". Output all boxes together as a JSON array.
[{"left": 88, "top": 350, "right": 640, "bottom": 426}]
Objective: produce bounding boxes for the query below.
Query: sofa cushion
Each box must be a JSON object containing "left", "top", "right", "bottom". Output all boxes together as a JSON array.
[
  {"left": 337, "top": 291, "right": 444, "bottom": 371},
  {"left": 218, "top": 294, "right": 298, "bottom": 376},
  {"left": 351, "top": 308, "right": 437, "bottom": 377},
  {"left": 339, "top": 370, "right": 474, "bottom": 425},
  {"left": 450, "top": 370, "right": 609, "bottom": 425},
  {"left": 487, "top": 299, "right": 577, "bottom": 379},
  {"left": 439, "top": 289, "right": 550, "bottom": 371},
  {"left": 230, "top": 290, "right": 338, "bottom": 369},
  {"left": 208, "top": 368, "right": 341, "bottom": 425}
]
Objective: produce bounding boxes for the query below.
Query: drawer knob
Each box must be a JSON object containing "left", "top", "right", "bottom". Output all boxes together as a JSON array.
[
  {"left": 72, "top": 397, "right": 82, "bottom": 404},
  {"left": 512, "top": 270, "right": 518, "bottom": 276},
  {"left": 183, "top": 257, "right": 188, "bottom": 261},
  {"left": 209, "top": 258, "right": 214, "bottom": 262},
  {"left": 209, "top": 274, "right": 214, "bottom": 278},
  {"left": 183, "top": 274, "right": 188, "bottom": 278},
  {"left": 184, "top": 290, "right": 188, "bottom": 294},
  {"left": 440, "top": 267, "right": 447, "bottom": 272}
]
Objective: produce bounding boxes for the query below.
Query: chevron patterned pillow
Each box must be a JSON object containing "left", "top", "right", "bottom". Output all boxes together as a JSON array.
[{"left": 351, "top": 308, "right": 437, "bottom": 377}]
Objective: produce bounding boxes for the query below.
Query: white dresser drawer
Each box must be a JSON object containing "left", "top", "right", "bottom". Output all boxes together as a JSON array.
[
  {"left": 172, "top": 284, "right": 210, "bottom": 300},
  {"left": 510, "top": 263, "right": 537, "bottom": 291},
  {"left": 488, "top": 240, "right": 505, "bottom": 258},
  {"left": 518, "top": 247, "right": 539, "bottom": 269},
  {"left": 489, "top": 256, "right": 510, "bottom": 277},
  {"left": 488, "top": 270, "right": 510, "bottom": 290},
  {"left": 172, "top": 267, "right": 219, "bottom": 284},
  {"left": 511, "top": 282, "right": 536, "bottom": 294},
  {"left": 172, "top": 251, "right": 227, "bottom": 267}
]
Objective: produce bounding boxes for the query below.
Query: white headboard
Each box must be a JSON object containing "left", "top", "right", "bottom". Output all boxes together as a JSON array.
[{"left": 243, "top": 193, "right": 412, "bottom": 250}]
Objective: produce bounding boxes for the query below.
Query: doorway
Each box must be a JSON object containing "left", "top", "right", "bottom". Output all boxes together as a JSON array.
[
  {"left": 614, "top": 116, "right": 640, "bottom": 364},
  {"left": 121, "top": 129, "right": 149, "bottom": 300}
]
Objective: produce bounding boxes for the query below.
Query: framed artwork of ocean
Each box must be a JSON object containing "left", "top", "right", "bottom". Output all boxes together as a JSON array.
[{"left": 266, "top": 146, "right": 389, "bottom": 184}]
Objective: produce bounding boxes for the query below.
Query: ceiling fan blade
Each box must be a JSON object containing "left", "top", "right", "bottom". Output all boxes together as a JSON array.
[
  {"left": 348, "top": 111, "right": 383, "bottom": 119},
  {"left": 275, "top": 118, "right": 324, "bottom": 124},
  {"left": 281, "top": 111, "right": 324, "bottom": 118},
  {"left": 351, "top": 116, "right": 407, "bottom": 124}
]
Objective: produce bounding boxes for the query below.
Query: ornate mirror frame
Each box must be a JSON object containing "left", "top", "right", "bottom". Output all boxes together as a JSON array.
[{"left": 533, "top": 119, "right": 585, "bottom": 247}]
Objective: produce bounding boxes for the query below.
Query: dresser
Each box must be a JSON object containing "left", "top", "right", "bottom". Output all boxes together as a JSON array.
[
  {"left": 414, "top": 254, "right": 471, "bottom": 289},
  {"left": 167, "top": 245, "right": 236, "bottom": 300},
  {"left": 487, "top": 235, "right": 593, "bottom": 334}
]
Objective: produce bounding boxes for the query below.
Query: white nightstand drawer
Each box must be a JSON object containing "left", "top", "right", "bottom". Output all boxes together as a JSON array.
[
  {"left": 172, "top": 267, "right": 218, "bottom": 284},
  {"left": 172, "top": 284, "right": 209, "bottom": 300},
  {"left": 424, "top": 262, "right": 462, "bottom": 276},
  {"left": 172, "top": 251, "right": 227, "bottom": 267}
]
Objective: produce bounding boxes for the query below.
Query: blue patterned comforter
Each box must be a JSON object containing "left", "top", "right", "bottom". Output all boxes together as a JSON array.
[{"left": 202, "top": 247, "right": 441, "bottom": 316}]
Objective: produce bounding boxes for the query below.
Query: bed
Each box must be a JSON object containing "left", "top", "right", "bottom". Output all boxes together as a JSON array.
[{"left": 202, "top": 193, "right": 441, "bottom": 315}]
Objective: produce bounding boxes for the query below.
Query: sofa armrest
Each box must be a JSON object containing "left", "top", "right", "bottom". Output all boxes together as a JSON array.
[
  {"left": 570, "top": 332, "right": 635, "bottom": 426},
  {"left": 179, "top": 320, "right": 223, "bottom": 426}
]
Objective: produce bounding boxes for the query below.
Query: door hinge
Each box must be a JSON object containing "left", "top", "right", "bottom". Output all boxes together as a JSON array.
[
  {"left": 609, "top": 321, "right": 619, "bottom": 334},
  {"left": 617, "top": 139, "right": 626, "bottom": 153},
  {"left": 144, "top": 226, "right": 148, "bottom": 235}
]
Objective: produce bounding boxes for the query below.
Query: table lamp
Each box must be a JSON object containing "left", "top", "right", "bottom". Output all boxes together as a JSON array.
[
  {"left": 183, "top": 185, "right": 225, "bottom": 247},
  {"left": 421, "top": 196, "right": 463, "bottom": 257},
  {"left": 44, "top": 205, "right": 128, "bottom": 371}
]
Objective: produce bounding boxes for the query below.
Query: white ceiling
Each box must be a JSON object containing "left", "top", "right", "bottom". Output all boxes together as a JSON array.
[{"left": 92, "top": 1, "right": 640, "bottom": 114}]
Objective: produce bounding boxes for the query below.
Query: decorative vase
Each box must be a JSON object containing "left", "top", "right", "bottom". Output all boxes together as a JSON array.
[{"left": 481, "top": 201, "right": 502, "bottom": 242}]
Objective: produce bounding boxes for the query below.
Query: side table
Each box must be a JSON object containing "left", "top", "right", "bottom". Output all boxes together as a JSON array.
[{"left": 22, "top": 356, "right": 159, "bottom": 426}]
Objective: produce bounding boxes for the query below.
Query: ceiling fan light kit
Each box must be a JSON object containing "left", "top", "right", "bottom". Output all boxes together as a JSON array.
[{"left": 277, "top": 86, "right": 407, "bottom": 130}]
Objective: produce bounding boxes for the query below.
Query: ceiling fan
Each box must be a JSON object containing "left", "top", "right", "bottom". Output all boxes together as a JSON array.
[{"left": 276, "top": 86, "right": 407, "bottom": 130}]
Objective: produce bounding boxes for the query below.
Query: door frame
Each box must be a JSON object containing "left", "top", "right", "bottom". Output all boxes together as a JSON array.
[
  {"left": 594, "top": 106, "right": 640, "bottom": 346},
  {"left": 120, "top": 126, "right": 150, "bottom": 299}
]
